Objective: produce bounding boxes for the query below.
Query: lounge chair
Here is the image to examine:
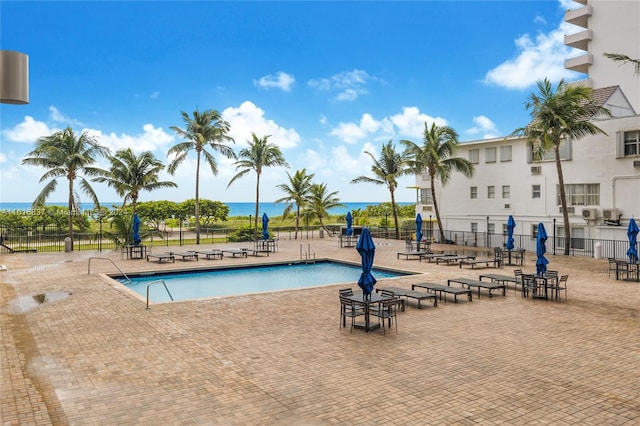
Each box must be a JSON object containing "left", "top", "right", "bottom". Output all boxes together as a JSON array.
[
  {"left": 376, "top": 286, "right": 437, "bottom": 309},
  {"left": 171, "top": 251, "right": 199, "bottom": 261},
  {"left": 447, "top": 277, "right": 506, "bottom": 298},
  {"left": 146, "top": 252, "right": 175, "bottom": 263},
  {"left": 221, "top": 248, "right": 248, "bottom": 258},
  {"left": 411, "top": 283, "right": 473, "bottom": 303},
  {"left": 197, "top": 249, "right": 224, "bottom": 260}
]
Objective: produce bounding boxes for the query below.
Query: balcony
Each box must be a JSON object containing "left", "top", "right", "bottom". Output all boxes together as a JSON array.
[
  {"left": 564, "top": 5, "right": 592, "bottom": 29},
  {"left": 564, "top": 29, "right": 592, "bottom": 52},
  {"left": 565, "top": 53, "right": 592, "bottom": 74}
]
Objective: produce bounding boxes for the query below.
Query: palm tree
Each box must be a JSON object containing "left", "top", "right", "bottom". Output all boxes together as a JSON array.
[
  {"left": 168, "top": 109, "right": 235, "bottom": 244},
  {"left": 305, "top": 182, "right": 345, "bottom": 234},
  {"left": 351, "top": 140, "right": 411, "bottom": 239},
  {"left": 512, "top": 78, "right": 611, "bottom": 255},
  {"left": 227, "top": 133, "right": 289, "bottom": 239},
  {"left": 604, "top": 53, "right": 640, "bottom": 76},
  {"left": 94, "top": 148, "right": 177, "bottom": 214},
  {"left": 21, "top": 127, "right": 110, "bottom": 250},
  {"left": 401, "top": 122, "right": 474, "bottom": 243},
  {"left": 274, "top": 169, "right": 315, "bottom": 239}
]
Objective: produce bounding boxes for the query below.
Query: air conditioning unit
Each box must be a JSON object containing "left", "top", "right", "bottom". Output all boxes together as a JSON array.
[
  {"left": 603, "top": 208, "right": 620, "bottom": 220},
  {"left": 531, "top": 166, "right": 541, "bottom": 174},
  {"left": 634, "top": 160, "right": 640, "bottom": 168},
  {"left": 421, "top": 205, "right": 433, "bottom": 212},
  {"left": 582, "top": 208, "right": 598, "bottom": 219},
  {"left": 504, "top": 204, "right": 510, "bottom": 209},
  {"left": 559, "top": 206, "right": 575, "bottom": 214}
]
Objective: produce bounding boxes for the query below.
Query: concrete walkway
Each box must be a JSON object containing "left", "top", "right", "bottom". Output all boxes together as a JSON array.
[{"left": 1, "top": 238, "right": 639, "bottom": 425}]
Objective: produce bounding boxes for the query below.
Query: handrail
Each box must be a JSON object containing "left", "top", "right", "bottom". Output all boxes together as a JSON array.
[
  {"left": 146, "top": 280, "right": 174, "bottom": 309},
  {"left": 88, "top": 257, "right": 131, "bottom": 283}
]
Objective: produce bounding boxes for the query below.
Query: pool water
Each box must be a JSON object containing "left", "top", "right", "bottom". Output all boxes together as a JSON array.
[{"left": 118, "top": 261, "right": 409, "bottom": 303}]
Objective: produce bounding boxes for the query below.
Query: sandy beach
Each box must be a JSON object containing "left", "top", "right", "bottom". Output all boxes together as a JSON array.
[{"left": 1, "top": 237, "right": 639, "bottom": 425}]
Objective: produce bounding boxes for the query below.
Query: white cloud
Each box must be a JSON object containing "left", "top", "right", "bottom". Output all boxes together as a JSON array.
[
  {"left": 85, "top": 123, "right": 175, "bottom": 153},
  {"left": 49, "top": 106, "right": 83, "bottom": 126},
  {"left": 1, "top": 116, "right": 53, "bottom": 143},
  {"left": 222, "top": 101, "right": 300, "bottom": 149},
  {"left": 390, "top": 107, "right": 448, "bottom": 139},
  {"left": 151, "top": 91, "right": 160, "bottom": 99},
  {"left": 0, "top": 152, "right": 6, "bottom": 164},
  {"left": 330, "top": 107, "right": 447, "bottom": 144},
  {"left": 483, "top": 22, "right": 578, "bottom": 89},
  {"left": 466, "top": 115, "right": 500, "bottom": 139},
  {"left": 254, "top": 72, "right": 296, "bottom": 92},
  {"left": 308, "top": 69, "right": 379, "bottom": 102}
]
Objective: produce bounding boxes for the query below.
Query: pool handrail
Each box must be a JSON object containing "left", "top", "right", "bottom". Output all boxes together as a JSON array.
[
  {"left": 146, "top": 280, "right": 174, "bottom": 309},
  {"left": 88, "top": 257, "right": 131, "bottom": 283}
]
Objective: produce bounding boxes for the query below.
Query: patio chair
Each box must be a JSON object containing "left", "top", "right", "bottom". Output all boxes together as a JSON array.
[
  {"left": 339, "top": 296, "right": 365, "bottom": 333},
  {"left": 339, "top": 288, "right": 354, "bottom": 297},
  {"left": 380, "top": 289, "right": 405, "bottom": 312},
  {"left": 513, "top": 269, "right": 523, "bottom": 295},
  {"left": 371, "top": 298, "right": 398, "bottom": 334},
  {"left": 549, "top": 274, "right": 568, "bottom": 302},
  {"left": 607, "top": 258, "right": 617, "bottom": 278},
  {"left": 521, "top": 274, "right": 538, "bottom": 298}
]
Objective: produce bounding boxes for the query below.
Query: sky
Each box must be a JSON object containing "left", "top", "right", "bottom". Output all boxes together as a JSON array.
[{"left": 0, "top": 0, "right": 584, "bottom": 204}]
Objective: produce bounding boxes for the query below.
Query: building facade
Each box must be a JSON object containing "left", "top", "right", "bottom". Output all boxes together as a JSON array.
[{"left": 414, "top": 0, "right": 640, "bottom": 247}]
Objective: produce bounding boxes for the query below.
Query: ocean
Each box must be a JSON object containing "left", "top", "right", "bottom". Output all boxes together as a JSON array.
[{"left": 0, "top": 201, "right": 412, "bottom": 218}]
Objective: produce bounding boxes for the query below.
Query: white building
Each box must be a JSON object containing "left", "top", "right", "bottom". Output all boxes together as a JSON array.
[{"left": 414, "top": 0, "right": 640, "bottom": 249}]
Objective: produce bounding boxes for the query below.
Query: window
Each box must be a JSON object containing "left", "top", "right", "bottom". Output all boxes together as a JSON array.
[
  {"left": 471, "top": 222, "right": 478, "bottom": 233},
  {"left": 502, "top": 224, "right": 508, "bottom": 235},
  {"left": 488, "top": 223, "right": 495, "bottom": 234},
  {"left": 531, "top": 225, "right": 538, "bottom": 239},
  {"left": 502, "top": 185, "right": 510, "bottom": 198},
  {"left": 419, "top": 188, "right": 433, "bottom": 205},
  {"left": 530, "top": 139, "right": 571, "bottom": 161},
  {"left": 532, "top": 185, "right": 541, "bottom": 199},
  {"left": 468, "top": 149, "right": 479, "bottom": 164},
  {"left": 487, "top": 186, "right": 495, "bottom": 199},
  {"left": 624, "top": 130, "right": 640, "bottom": 156},
  {"left": 558, "top": 184, "right": 600, "bottom": 206},
  {"left": 485, "top": 147, "right": 497, "bottom": 163},
  {"left": 470, "top": 186, "right": 477, "bottom": 199},
  {"left": 500, "top": 145, "right": 512, "bottom": 162}
]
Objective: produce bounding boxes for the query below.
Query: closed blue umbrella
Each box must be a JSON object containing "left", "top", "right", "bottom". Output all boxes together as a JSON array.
[
  {"left": 346, "top": 211, "right": 353, "bottom": 236},
  {"left": 356, "top": 227, "right": 377, "bottom": 299},
  {"left": 416, "top": 213, "right": 423, "bottom": 243},
  {"left": 506, "top": 215, "right": 516, "bottom": 251},
  {"left": 132, "top": 213, "right": 142, "bottom": 245},
  {"left": 262, "top": 213, "right": 269, "bottom": 240},
  {"left": 627, "top": 218, "right": 639, "bottom": 263},
  {"left": 536, "top": 222, "right": 548, "bottom": 276}
]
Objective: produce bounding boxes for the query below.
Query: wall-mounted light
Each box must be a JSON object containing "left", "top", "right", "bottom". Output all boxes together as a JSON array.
[{"left": 0, "top": 50, "right": 29, "bottom": 104}]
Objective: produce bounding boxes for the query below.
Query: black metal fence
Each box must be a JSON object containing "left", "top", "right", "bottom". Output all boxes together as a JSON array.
[{"left": 0, "top": 223, "right": 631, "bottom": 260}]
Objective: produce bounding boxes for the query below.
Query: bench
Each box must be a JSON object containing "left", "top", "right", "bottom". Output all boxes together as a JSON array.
[
  {"left": 376, "top": 286, "right": 437, "bottom": 309},
  {"left": 447, "top": 277, "right": 506, "bottom": 298},
  {"left": 412, "top": 283, "right": 473, "bottom": 303},
  {"left": 146, "top": 253, "right": 175, "bottom": 263}
]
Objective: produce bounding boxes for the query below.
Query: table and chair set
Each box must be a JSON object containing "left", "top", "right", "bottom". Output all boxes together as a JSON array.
[{"left": 608, "top": 257, "right": 639, "bottom": 282}]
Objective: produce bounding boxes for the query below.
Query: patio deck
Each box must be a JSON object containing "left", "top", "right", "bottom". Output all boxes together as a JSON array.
[{"left": 1, "top": 239, "right": 639, "bottom": 424}]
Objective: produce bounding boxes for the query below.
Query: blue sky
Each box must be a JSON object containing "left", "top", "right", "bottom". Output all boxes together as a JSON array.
[{"left": 0, "top": 0, "right": 583, "bottom": 204}]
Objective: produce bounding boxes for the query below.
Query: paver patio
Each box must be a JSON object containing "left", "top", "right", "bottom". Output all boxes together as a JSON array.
[{"left": 1, "top": 238, "right": 639, "bottom": 425}]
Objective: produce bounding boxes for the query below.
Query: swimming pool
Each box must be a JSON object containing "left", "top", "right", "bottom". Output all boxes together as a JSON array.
[{"left": 115, "top": 260, "right": 410, "bottom": 303}]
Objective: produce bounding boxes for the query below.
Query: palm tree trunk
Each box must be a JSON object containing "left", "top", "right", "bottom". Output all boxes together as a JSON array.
[
  {"left": 555, "top": 147, "right": 570, "bottom": 255},
  {"left": 295, "top": 206, "right": 300, "bottom": 239},
  {"left": 194, "top": 152, "right": 201, "bottom": 244},
  {"left": 431, "top": 175, "right": 446, "bottom": 243},
  {"left": 254, "top": 173, "right": 260, "bottom": 241},
  {"left": 390, "top": 189, "right": 400, "bottom": 240},
  {"left": 67, "top": 178, "right": 74, "bottom": 251}
]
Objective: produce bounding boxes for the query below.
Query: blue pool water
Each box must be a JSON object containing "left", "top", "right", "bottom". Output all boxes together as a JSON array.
[{"left": 117, "top": 261, "right": 409, "bottom": 303}]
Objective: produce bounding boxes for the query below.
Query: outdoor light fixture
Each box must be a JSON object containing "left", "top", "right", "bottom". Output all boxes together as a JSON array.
[{"left": 0, "top": 50, "right": 29, "bottom": 104}]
